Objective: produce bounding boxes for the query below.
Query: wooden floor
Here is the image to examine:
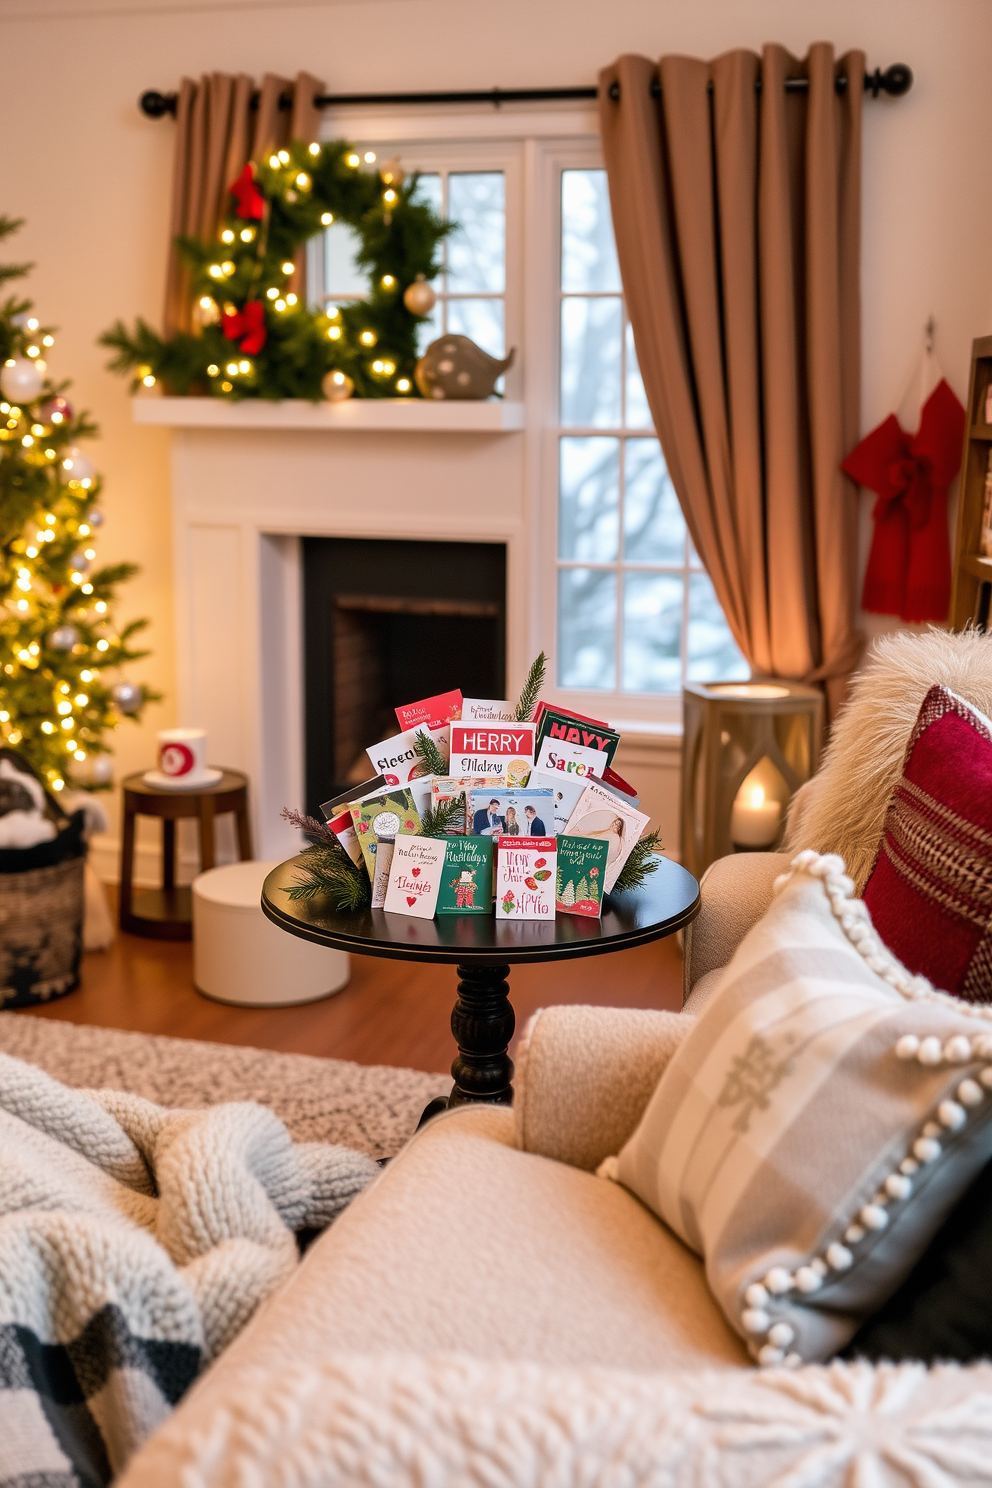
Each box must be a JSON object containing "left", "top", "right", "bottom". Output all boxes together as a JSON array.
[{"left": 16, "top": 892, "right": 684, "bottom": 1075}]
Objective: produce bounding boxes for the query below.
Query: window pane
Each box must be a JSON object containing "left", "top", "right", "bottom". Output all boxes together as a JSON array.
[
  {"left": 560, "top": 297, "right": 622, "bottom": 428},
  {"left": 559, "top": 437, "right": 619, "bottom": 561},
  {"left": 446, "top": 297, "right": 505, "bottom": 359},
  {"left": 561, "top": 169, "right": 621, "bottom": 293},
  {"left": 622, "top": 572, "right": 683, "bottom": 693},
  {"left": 324, "top": 222, "right": 369, "bottom": 299},
  {"left": 558, "top": 568, "right": 617, "bottom": 689},
  {"left": 623, "top": 440, "right": 686, "bottom": 563},
  {"left": 412, "top": 172, "right": 443, "bottom": 216},
  {"left": 447, "top": 173, "right": 505, "bottom": 293},
  {"left": 415, "top": 301, "right": 443, "bottom": 354},
  {"left": 687, "top": 571, "right": 750, "bottom": 683},
  {"left": 625, "top": 324, "right": 653, "bottom": 430}
]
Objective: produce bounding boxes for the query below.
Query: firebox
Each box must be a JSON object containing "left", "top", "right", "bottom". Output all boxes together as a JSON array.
[{"left": 302, "top": 537, "right": 506, "bottom": 810}]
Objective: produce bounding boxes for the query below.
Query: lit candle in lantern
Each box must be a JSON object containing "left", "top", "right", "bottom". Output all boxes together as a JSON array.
[{"left": 730, "top": 782, "right": 782, "bottom": 848}]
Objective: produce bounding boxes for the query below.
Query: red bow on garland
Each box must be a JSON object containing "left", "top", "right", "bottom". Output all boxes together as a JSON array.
[
  {"left": 229, "top": 163, "right": 266, "bottom": 222},
  {"left": 841, "top": 379, "right": 965, "bottom": 623},
  {"left": 222, "top": 300, "right": 267, "bottom": 355}
]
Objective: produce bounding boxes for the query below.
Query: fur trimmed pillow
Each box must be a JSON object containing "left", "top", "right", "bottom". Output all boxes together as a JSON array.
[
  {"left": 782, "top": 628, "right": 992, "bottom": 891},
  {"left": 603, "top": 851, "right": 992, "bottom": 1366},
  {"left": 863, "top": 685, "right": 992, "bottom": 1001}
]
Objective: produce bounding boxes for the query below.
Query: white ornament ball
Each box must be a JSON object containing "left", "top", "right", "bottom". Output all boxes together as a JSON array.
[
  {"left": 322, "top": 370, "right": 354, "bottom": 402},
  {"left": 88, "top": 509, "right": 104, "bottom": 528},
  {"left": 70, "top": 550, "right": 91, "bottom": 574},
  {"left": 90, "top": 755, "right": 114, "bottom": 784},
  {"left": 111, "top": 681, "right": 143, "bottom": 715},
  {"left": 403, "top": 277, "right": 437, "bottom": 316},
  {"left": 61, "top": 446, "right": 94, "bottom": 484},
  {"left": 47, "top": 625, "right": 80, "bottom": 652},
  {"left": 0, "top": 357, "right": 44, "bottom": 403}
]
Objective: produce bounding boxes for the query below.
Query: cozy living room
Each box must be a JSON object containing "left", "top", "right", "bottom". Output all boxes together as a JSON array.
[{"left": 3, "top": 0, "right": 992, "bottom": 1482}]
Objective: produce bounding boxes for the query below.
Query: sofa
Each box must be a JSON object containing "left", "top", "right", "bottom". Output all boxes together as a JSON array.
[{"left": 120, "top": 840, "right": 992, "bottom": 1486}]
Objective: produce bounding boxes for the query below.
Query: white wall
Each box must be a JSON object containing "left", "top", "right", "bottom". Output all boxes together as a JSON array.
[{"left": 0, "top": 0, "right": 989, "bottom": 851}]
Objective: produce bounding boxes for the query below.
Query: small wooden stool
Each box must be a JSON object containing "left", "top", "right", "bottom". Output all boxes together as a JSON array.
[{"left": 119, "top": 770, "right": 252, "bottom": 940}]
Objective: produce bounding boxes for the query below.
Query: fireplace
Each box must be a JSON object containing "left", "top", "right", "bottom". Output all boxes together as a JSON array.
[{"left": 303, "top": 537, "right": 506, "bottom": 809}]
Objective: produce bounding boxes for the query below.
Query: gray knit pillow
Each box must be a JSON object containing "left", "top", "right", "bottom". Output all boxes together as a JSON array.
[{"left": 605, "top": 852, "right": 992, "bottom": 1366}]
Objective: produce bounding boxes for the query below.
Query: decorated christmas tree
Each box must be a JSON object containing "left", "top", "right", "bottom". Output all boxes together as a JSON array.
[{"left": 0, "top": 217, "right": 153, "bottom": 795}]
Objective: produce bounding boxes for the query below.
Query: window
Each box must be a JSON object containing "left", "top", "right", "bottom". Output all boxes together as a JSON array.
[{"left": 555, "top": 168, "right": 747, "bottom": 697}]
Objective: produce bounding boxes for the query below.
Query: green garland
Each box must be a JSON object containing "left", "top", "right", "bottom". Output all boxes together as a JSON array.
[{"left": 101, "top": 140, "right": 452, "bottom": 401}]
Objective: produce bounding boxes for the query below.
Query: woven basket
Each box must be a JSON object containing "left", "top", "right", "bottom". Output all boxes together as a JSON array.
[{"left": 0, "top": 812, "right": 85, "bottom": 1008}]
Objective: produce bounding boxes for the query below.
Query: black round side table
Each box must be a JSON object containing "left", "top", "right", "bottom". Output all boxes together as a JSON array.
[{"left": 261, "top": 855, "right": 699, "bottom": 1111}]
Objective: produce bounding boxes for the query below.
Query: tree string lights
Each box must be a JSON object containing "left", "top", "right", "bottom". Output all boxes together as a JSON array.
[
  {"left": 0, "top": 217, "right": 154, "bottom": 793},
  {"left": 101, "top": 140, "right": 452, "bottom": 402}
]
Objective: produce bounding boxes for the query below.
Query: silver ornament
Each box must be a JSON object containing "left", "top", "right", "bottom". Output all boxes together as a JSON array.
[
  {"left": 322, "top": 370, "right": 354, "bottom": 402},
  {"left": 414, "top": 335, "right": 515, "bottom": 401},
  {"left": 60, "top": 446, "right": 94, "bottom": 484},
  {"left": 87, "top": 509, "right": 104, "bottom": 528},
  {"left": 0, "top": 357, "right": 44, "bottom": 403},
  {"left": 111, "top": 681, "right": 143, "bottom": 715},
  {"left": 70, "top": 550, "right": 91, "bottom": 574},
  {"left": 403, "top": 276, "right": 437, "bottom": 316},
  {"left": 47, "top": 625, "right": 80, "bottom": 652}
]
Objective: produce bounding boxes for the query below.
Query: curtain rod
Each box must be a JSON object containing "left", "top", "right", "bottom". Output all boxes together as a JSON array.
[{"left": 138, "top": 64, "right": 912, "bottom": 119}]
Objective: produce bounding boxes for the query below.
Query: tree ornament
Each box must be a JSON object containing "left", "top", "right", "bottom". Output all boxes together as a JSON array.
[
  {"left": 60, "top": 446, "right": 94, "bottom": 483},
  {"left": 193, "top": 296, "right": 221, "bottom": 329},
  {"left": 415, "top": 336, "right": 515, "bottom": 401},
  {"left": 1, "top": 357, "right": 44, "bottom": 403},
  {"left": 379, "top": 156, "right": 406, "bottom": 189},
  {"left": 47, "top": 625, "right": 80, "bottom": 652},
  {"left": 322, "top": 370, "right": 354, "bottom": 401},
  {"left": 403, "top": 275, "right": 437, "bottom": 316},
  {"left": 70, "top": 550, "right": 91, "bottom": 574},
  {"left": 87, "top": 509, "right": 104, "bottom": 527},
  {"left": 111, "top": 681, "right": 144, "bottom": 715},
  {"left": 39, "top": 395, "right": 72, "bottom": 426}
]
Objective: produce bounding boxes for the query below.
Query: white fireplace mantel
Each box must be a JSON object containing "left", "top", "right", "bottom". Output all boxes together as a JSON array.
[{"left": 133, "top": 395, "right": 525, "bottom": 432}]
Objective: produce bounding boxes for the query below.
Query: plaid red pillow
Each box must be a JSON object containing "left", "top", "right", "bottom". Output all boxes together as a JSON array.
[{"left": 863, "top": 684, "right": 992, "bottom": 1000}]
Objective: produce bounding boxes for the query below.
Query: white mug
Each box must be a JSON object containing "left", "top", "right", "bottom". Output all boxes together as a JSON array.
[{"left": 157, "top": 728, "right": 209, "bottom": 784}]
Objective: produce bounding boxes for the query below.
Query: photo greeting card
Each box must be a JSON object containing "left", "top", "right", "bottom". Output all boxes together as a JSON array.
[
  {"left": 563, "top": 780, "right": 650, "bottom": 893},
  {"left": 383, "top": 835, "right": 448, "bottom": 918},
  {"left": 495, "top": 837, "right": 557, "bottom": 921},
  {"left": 430, "top": 776, "right": 499, "bottom": 835},
  {"left": 449, "top": 722, "right": 536, "bottom": 786},
  {"left": 366, "top": 725, "right": 449, "bottom": 787},
  {"left": 395, "top": 689, "right": 463, "bottom": 732},
  {"left": 555, "top": 834, "right": 610, "bottom": 918},
  {"left": 467, "top": 786, "right": 554, "bottom": 839},
  {"left": 533, "top": 703, "right": 620, "bottom": 769},
  {"left": 461, "top": 698, "right": 515, "bottom": 722},
  {"left": 352, "top": 788, "right": 422, "bottom": 878},
  {"left": 436, "top": 836, "right": 494, "bottom": 914}
]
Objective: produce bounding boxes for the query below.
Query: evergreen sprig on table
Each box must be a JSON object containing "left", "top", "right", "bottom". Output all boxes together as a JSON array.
[
  {"left": 611, "top": 831, "right": 663, "bottom": 894},
  {"left": 418, "top": 795, "right": 464, "bottom": 839},
  {"left": 514, "top": 651, "right": 547, "bottom": 722},
  {"left": 412, "top": 728, "right": 447, "bottom": 778},
  {"left": 280, "top": 808, "right": 371, "bottom": 909}
]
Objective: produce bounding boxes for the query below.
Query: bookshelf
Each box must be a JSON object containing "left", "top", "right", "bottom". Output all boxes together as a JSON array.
[{"left": 950, "top": 334, "right": 992, "bottom": 628}]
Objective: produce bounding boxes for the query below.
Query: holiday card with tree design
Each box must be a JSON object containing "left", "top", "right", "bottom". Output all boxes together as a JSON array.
[
  {"left": 495, "top": 836, "right": 556, "bottom": 921},
  {"left": 383, "top": 835, "right": 448, "bottom": 918},
  {"left": 436, "top": 836, "right": 494, "bottom": 914},
  {"left": 351, "top": 788, "right": 422, "bottom": 879},
  {"left": 555, "top": 834, "right": 609, "bottom": 917}
]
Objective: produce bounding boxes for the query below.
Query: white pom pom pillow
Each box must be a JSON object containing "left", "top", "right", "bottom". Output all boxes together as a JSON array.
[{"left": 604, "top": 852, "right": 992, "bottom": 1366}]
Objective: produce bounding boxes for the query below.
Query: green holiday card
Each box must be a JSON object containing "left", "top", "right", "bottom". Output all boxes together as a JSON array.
[
  {"left": 351, "top": 788, "right": 421, "bottom": 878},
  {"left": 555, "top": 834, "right": 610, "bottom": 918},
  {"left": 436, "top": 836, "right": 494, "bottom": 914}
]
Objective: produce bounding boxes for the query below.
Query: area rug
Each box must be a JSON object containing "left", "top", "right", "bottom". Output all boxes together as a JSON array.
[{"left": 0, "top": 1013, "right": 450, "bottom": 1160}]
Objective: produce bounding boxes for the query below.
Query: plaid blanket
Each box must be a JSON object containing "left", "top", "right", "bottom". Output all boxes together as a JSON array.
[{"left": 0, "top": 1051, "right": 378, "bottom": 1485}]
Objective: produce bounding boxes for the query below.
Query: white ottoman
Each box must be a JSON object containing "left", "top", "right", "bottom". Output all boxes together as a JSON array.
[{"left": 192, "top": 861, "right": 350, "bottom": 1006}]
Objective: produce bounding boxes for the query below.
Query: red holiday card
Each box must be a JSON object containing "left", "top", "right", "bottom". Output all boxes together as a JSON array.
[
  {"left": 383, "top": 836, "right": 448, "bottom": 918},
  {"left": 449, "top": 722, "right": 536, "bottom": 786},
  {"left": 495, "top": 836, "right": 556, "bottom": 921},
  {"left": 395, "top": 689, "right": 463, "bottom": 731}
]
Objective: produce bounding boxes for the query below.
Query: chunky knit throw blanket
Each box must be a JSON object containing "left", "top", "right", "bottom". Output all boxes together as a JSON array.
[{"left": 0, "top": 1051, "right": 379, "bottom": 1486}]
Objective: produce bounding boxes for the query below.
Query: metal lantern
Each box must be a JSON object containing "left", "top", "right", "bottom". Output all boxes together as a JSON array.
[{"left": 680, "top": 681, "right": 824, "bottom": 879}]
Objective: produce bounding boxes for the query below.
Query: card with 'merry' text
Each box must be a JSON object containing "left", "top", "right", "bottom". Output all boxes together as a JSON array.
[{"left": 383, "top": 835, "right": 448, "bottom": 918}]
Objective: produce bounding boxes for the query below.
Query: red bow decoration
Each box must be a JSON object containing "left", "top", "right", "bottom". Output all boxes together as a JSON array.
[
  {"left": 841, "top": 379, "right": 965, "bottom": 623},
  {"left": 222, "top": 300, "right": 267, "bottom": 355},
  {"left": 229, "top": 163, "right": 265, "bottom": 222}
]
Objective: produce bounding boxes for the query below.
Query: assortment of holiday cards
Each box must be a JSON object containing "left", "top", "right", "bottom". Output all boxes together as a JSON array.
[{"left": 319, "top": 688, "right": 654, "bottom": 921}]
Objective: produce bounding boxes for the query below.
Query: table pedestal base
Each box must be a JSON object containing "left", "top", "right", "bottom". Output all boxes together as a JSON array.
[{"left": 420, "top": 962, "right": 515, "bottom": 1124}]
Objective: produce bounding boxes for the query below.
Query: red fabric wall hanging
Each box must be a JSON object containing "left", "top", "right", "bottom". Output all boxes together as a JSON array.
[{"left": 841, "top": 379, "right": 965, "bottom": 623}]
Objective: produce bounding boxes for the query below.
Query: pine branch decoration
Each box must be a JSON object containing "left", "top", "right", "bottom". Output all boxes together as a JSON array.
[
  {"left": 280, "top": 806, "right": 371, "bottom": 909},
  {"left": 514, "top": 651, "right": 547, "bottom": 722},
  {"left": 611, "top": 831, "right": 663, "bottom": 895},
  {"left": 412, "top": 729, "right": 446, "bottom": 778},
  {"left": 419, "top": 795, "right": 464, "bottom": 839}
]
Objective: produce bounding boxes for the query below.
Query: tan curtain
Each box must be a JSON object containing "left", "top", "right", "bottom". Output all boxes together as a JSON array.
[
  {"left": 599, "top": 44, "right": 864, "bottom": 717},
  {"left": 163, "top": 70, "right": 325, "bottom": 335}
]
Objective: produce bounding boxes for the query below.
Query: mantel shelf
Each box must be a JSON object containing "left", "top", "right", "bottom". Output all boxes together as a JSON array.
[{"left": 131, "top": 395, "right": 524, "bottom": 433}]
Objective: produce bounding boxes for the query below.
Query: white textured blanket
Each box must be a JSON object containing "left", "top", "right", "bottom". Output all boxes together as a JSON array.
[{"left": 0, "top": 1050, "right": 379, "bottom": 1486}]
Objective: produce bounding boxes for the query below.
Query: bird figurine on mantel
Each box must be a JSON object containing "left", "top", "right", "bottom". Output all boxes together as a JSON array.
[{"left": 415, "top": 335, "right": 515, "bottom": 400}]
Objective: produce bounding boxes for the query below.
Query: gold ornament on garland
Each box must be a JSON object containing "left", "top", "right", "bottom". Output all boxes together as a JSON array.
[
  {"left": 403, "top": 275, "right": 437, "bottom": 316},
  {"left": 322, "top": 369, "right": 354, "bottom": 402},
  {"left": 101, "top": 140, "right": 451, "bottom": 402}
]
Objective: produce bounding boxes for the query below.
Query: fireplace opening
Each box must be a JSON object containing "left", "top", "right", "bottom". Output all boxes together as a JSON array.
[{"left": 303, "top": 538, "right": 506, "bottom": 809}]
